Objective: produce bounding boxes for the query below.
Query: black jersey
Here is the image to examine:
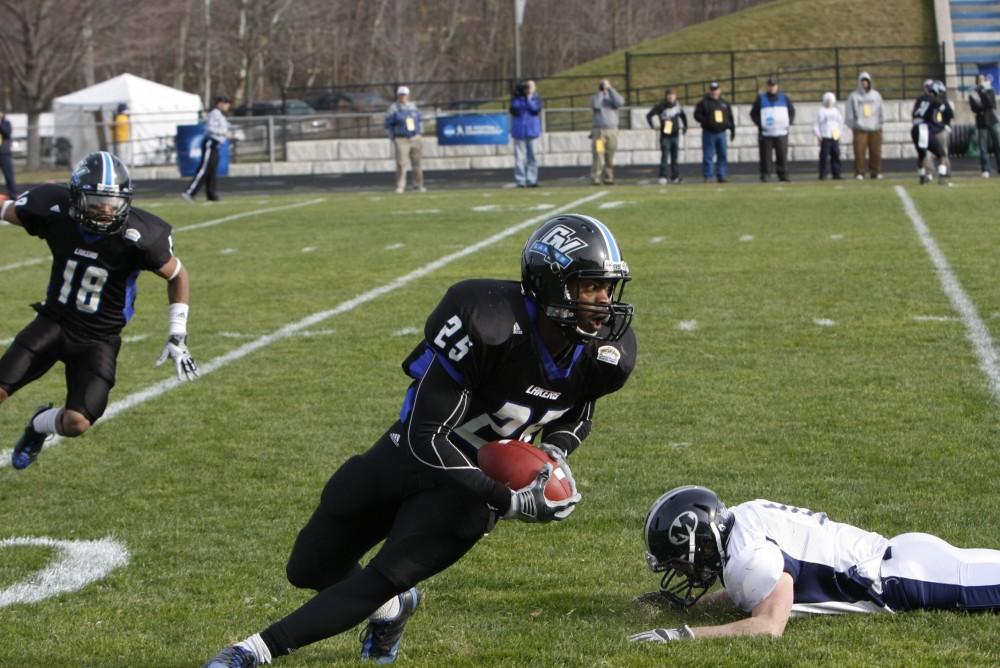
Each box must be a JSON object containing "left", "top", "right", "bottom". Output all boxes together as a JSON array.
[
  {"left": 912, "top": 94, "right": 953, "bottom": 133},
  {"left": 396, "top": 279, "right": 636, "bottom": 508},
  {"left": 14, "top": 184, "right": 174, "bottom": 339}
]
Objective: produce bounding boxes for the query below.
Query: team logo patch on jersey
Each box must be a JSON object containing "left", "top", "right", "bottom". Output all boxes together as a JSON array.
[
  {"left": 596, "top": 345, "right": 621, "bottom": 366},
  {"left": 668, "top": 511, "right": 699, "bottom": 546},
  {"left": 123, "top": 228, "right": 142, "bottom": 243}
]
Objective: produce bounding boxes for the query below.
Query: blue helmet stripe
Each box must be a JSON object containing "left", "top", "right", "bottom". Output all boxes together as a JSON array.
[
  {"left": 100, "top": 151, "right": 115, "bottom": 187},
  {"left": 575, "top": 214, "right": 622, "bottom": 263}
]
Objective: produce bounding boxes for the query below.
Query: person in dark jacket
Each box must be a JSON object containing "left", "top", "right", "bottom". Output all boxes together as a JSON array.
[
  {"left": 0, "top": 109, "right": 16, "bottom": 200},
  {"left": 693, "top": 82, "right": 735, "bottom": 183},
  {"left": 750, "top": 77, "right": 796, "bottom": 182},
  {"left": 911, "top": 80, "right": 953, "bottom": 186},
  {"left": 969, "top": 74, "right": 1000, "bottom": 177},
  {"left": 646, "top": 88, "right": 688, "bottom": 184},
  {"left": 510, "top": 80, "right": 542, "bottom": 187}
]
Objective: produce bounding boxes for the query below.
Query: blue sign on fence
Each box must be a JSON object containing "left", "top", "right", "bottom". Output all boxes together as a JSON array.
[
  {"left": 175, "top": 124, "right": 230, "bottom": 177},
  {"left": 436, "top": 114, "right": 510, "bottom": 145}
]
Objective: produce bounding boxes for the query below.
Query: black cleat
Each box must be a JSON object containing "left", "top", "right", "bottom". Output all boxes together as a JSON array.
[{"left": 12, "top": 404, "right": 53, "bottom": 470}]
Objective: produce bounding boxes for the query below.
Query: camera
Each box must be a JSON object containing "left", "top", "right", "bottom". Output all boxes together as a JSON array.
[
  {"left": 514, "top": 80, "right": 529, "bottom": 97},
  {"left": 598, "top": 81, "right": 606, "bottom": 91}
]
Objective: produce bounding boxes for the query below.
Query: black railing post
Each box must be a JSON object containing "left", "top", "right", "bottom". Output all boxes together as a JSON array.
[
  {"left": 625, "top": 52, "right": 633, "bottom": 105},
  {"left": 730, "top": 51, "right": 736, "bottom": 95},
  {"left": 902, "top": 62, "right": 907, "bottom": 99},
  {"left": 834, "top": 47, "right": 841, "bottom": 101}
]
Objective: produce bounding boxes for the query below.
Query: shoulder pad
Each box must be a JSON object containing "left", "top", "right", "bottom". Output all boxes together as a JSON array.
[
  {"left": 433, "top": 280, "right": 524, "bottom": 347},
  {"left": 724, "top": 543, "right": 785, "bottom": 612}
]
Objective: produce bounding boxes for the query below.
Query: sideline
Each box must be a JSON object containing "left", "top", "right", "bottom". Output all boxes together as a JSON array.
[
  {"left": 895, "top": 186, "right": 1000, "bottom": 403},
  {"left": 0, "top": 191, "right": 608, "bottom": 467}
]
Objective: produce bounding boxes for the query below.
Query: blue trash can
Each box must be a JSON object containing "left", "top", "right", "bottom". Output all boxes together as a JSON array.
[{"left": 176, "top": 124, "right": 230, "bottom": 177}]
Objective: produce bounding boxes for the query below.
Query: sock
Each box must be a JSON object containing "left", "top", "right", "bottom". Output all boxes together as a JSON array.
[
  {"left": 370, "top": 594, "right": 402, "bottom": 622},
  {"left": 236, "top": 634, "right": 272, "bottom": 664},
  {"left": 261, "top": 566, "right": 398, "bottom": 655},
  {"left": 32, "top": 408, "right": 61, "bottom": 435},
  {"left": 938, "top": 164, "right": 947, "bottom": 176},
  {"left": 917, "top": 168, "right": 926, "bottom": 177}
]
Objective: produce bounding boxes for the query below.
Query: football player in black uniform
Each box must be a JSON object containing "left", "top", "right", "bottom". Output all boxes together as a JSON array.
[
  {"left": 204, "top": 214, "right": 637, "bottom": 667},
  {"left": 0, "top": 151, "right": 198, "bottom": 470},
  {"left": 911, "top": 80, "right": 954, "bottom": 186}
]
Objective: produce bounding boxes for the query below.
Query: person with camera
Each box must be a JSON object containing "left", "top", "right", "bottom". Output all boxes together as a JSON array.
[
  {"left": 646, "top": 88, "right": 688, "bottom": 184},
  {"left": 590, "top": 78, "right": 625, "bottom": 185},
  {"left": 510, "top": 80, "right": 542, "bottom": 188},
  {"left": 0, "top": 108, "right": 16, "bottom": 200},
  {"left": 969, "top": 73, "right": 1000, "bottom": 178}
]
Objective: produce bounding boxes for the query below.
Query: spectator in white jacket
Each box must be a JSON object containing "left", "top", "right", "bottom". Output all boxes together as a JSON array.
[{"left": 813, "top": 92, "right": 844, "bottom": 180}]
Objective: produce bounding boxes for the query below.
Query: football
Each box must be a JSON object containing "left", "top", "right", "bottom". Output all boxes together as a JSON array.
[{"left": 477, "top": 439, "right": 575, "bottom": 502}]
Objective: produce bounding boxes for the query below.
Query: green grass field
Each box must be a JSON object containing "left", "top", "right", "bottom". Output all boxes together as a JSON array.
[{"left": 1, "top": 179, "right": 999, "bottom": 667}]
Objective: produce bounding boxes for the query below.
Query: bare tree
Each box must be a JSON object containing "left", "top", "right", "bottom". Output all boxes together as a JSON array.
[{"left": 0, "top": 0, "right": 86, "bottom": 169}]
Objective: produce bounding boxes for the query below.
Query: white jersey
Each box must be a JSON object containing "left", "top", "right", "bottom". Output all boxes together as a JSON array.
[{"left": 722, "top": 499, "right": 889, "bottom": 612}]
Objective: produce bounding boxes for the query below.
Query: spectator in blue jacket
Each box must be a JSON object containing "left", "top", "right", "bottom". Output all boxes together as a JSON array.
[
  {"left": 385, "top": 86, "right": 424, "bottom": 193},
  {"left": 0, "top": 109, "right": 16, "bottom": 200},
  {"left": 510, "top": 79, "right": 542, "bottom": 187}
]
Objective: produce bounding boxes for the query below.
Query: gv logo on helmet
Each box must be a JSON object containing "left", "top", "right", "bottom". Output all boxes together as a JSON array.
[
  {"left": 668, "top": 510, "right": 699, "bottom": 545},
  {"left": 539, "top": 224, "right": 588, "bottom": 255}
]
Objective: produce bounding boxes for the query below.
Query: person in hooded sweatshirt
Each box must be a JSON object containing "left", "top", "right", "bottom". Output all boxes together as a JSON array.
[
  {"left": 911, "top": 80, "right": 954, "bottom": 186},
  {"left": 813, "top": 92, "right": 844, "bottom": 180},
  {"left": 646, "top": 88, "right": 688, "bottom": 184},
  {"left": 845, "top": 72, "right": 884, "bottom": 180}
]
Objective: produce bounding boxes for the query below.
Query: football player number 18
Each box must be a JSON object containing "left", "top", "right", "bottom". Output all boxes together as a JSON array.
[
  {"left": 57, "top": 259, "right": 109, "bottom": 314},
  {"left": 433, "top": 315, "right": 473, "bottom": 361}
]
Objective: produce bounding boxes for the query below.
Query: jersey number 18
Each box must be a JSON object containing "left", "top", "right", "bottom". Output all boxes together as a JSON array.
[{"left": 57, "top": 259, "right": 109, "bottom": 314}]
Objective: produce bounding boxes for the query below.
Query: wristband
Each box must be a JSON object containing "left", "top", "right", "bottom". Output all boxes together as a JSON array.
[
  {"left": 1, "top": 200, "right": 12, "bottom": 222},
  {"left": 168, "top": 303, "right": 189, "bottom": 336}
]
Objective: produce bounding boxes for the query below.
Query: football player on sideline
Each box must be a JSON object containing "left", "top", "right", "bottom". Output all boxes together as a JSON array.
[
  {"left": 629, "top": 485, "right": 1000, "bottom": 643},
  {"left": 204, "top": 214, "right": 636, "bottom": 667},
  {"left": 0, "top": 151, "right": 197, "bottom": 470}
]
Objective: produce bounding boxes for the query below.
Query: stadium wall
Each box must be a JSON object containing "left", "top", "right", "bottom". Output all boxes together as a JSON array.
[{"left": 131, "top": 100, "right": 920, "bottom": 179}]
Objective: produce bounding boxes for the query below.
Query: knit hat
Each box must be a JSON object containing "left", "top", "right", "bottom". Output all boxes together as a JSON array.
[
  {"left": 822, "top": 92, "right": 836, "bottom": 105},
  {"left": 397, "top": 86, "right": 410, "bottom": 96}
]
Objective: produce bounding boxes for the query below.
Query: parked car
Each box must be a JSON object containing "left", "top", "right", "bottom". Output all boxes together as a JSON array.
[
  {"left": 230, "top": 99, "right": 329, "bottom": 135},
  {"left": 306, "top": 90, "right": 388, "bottom": 112}
]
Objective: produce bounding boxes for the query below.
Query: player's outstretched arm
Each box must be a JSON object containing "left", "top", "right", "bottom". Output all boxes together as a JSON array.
[
  {"left": 1, "top": 198, "right": 24, "bottom": 227},
  {"left": 629, "top": 573, "right": 793, "bottom": 643},
  {"left": 154, "top": 257, "right": 199, "bottom": 381}
]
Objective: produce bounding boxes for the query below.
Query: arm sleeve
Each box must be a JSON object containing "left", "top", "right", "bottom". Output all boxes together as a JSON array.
[
  {"left": 693, "top": 101, "right": 705, "bottom": 125},
  {"left": 0, "top": 120, "right": 10, "bottom": 140},
  {"left": 13, "top": 186, "right": 60, "bottom": 238},
  {"left": 384, "top": 107, "right": 395, "bottom": 137},
  {"left": 845, "top": 96, "right": 856, "bottom": 127},
  {"left": 609, "top": 88, "right": 625, "bottom": 108},
  {"left": 142, "top": 227, "right": 175, "bottom": 270},
  {"left": 725, "top": 543, "right": 786, "bottom": 612},
  {"left": 528, "top": 95, "right": 542, "bottom": 114},
  {"left": 406, "top": 357, "right": 512, "bottom": 512},
  {"left": 728, "top": 105, "right": 736, "bottom": 130},
  {"left": 540, "top": 400, "right": 594, "bottom": 457},
  {"left": 749, "top": 99, "right": 761, "bottom": 127},
  {"left": 680, "top": 109, "right": 688, "bottom": 131},
  {"left": 645, "top": 102, "right": 661, "bottom": 128},
  {"left": 787, "top": 99, "right": 796, "bottom": 125},
  {"left": 590, "top": 94, "right": 602, "bottom": 112}
]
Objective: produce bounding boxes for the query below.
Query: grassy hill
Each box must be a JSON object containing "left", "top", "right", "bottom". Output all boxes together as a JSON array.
[{"left": 536, "top": 0, "right": 939, "bottom": 113}]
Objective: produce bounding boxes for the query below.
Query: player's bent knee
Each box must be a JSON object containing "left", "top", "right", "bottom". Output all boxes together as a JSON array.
[
  {"left": 0, "top": 388, "right": 8, "bottom": 403},
  {"left": 60, "top": 410, "right": 92, "bottom": 437}
]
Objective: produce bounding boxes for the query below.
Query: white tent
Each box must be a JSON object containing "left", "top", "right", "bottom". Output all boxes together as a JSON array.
[{"left": 53, "top": 74, "right": 203, "bottom": 167}]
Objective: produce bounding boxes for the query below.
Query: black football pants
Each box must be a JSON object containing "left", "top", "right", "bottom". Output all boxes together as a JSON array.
[{"left": 263, "top": 428, "right": 496, "bottom": 654}]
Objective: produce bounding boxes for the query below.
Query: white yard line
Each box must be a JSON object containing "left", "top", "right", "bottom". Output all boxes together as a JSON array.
[
  {"left": 0, "top": 191, "right": 608, "bottom": 467},
  {"left": 895, "top": 186, "right": 1000, "bottom": 403},
  {"left": 174, "top": 197, "right": 325, "bottom": 233},
  {"left": 1, "top": 199, "right": 326, "bottom": 273},
  {"left": 0, "top": 258, "right": 44, "bottom": 273}
]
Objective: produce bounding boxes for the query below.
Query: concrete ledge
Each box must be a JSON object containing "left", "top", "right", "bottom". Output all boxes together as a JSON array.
[
  {"left": 423, "top": 157, "right": 473, "bottom": 171},
  {"left": 340, "top": 139, "right": 392, "bottom": 160},
  {"left": 470, "top": 156, "right": 511, "bottom": 169},
  {"left": 313, "top": 160, "right": 366, "bottom": 175},
  {"left": 364, "top": 159, "right": 397, "bottom": 173},
  {"left": 288, "top": 140, "right": 339, "bottom": 161}
]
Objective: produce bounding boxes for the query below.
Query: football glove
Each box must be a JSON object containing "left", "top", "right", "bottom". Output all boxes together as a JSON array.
[
  {"left": 156, "top": 334, "right": 200, "bottom": 381},
  {"left": 539, "top": 442, "right": 581, "bottom": 511},
  {"left": 628, "top": 626, "right": 695, "bottom": 643},
  {"left": 503, "top": 464, "right": 581, "bottom": 523}
]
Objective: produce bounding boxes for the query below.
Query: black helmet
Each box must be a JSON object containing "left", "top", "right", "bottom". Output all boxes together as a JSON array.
[
  {"left": 521, "top": 214, "right": 633, "bottom": 342},
  {"left": 644, "top": 485, "right": 734, "bottom": 608},
  {"left": 69, "top": 151, "right": 133, "bottom": 235}
]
